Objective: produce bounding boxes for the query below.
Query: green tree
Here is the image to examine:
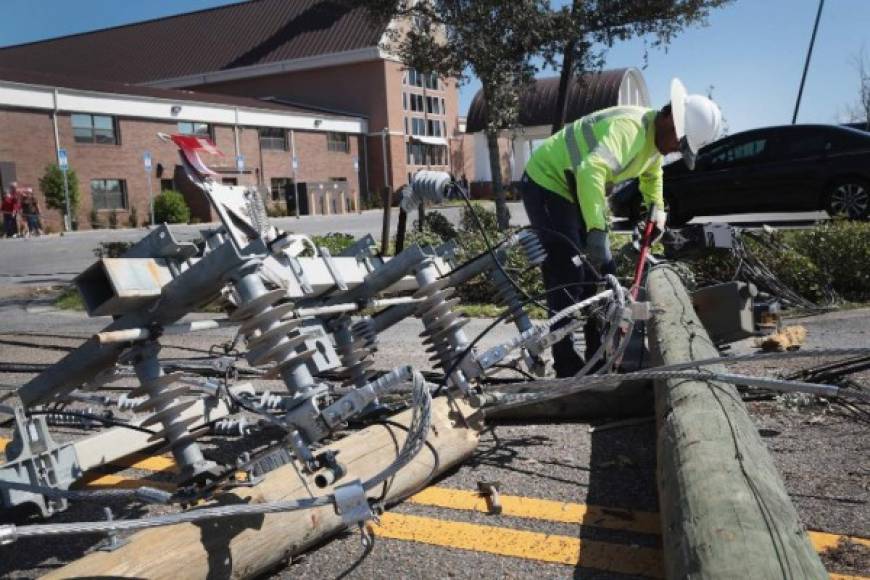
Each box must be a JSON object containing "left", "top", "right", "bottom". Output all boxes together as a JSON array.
[
  {"left": 359, "top": 0, "right": 555, "bottom": 231},
  {"left": 153, "top": 190, "right": 190, "bottom": 224},
  {"left": 39, "top": 164, "right": 80, "bottom": 224},
  {"left": 549, "top": 0, "right": 734, "bottom": 133},
  {"left": 359, "top": 1, "right": 733, "bottom": 231}
]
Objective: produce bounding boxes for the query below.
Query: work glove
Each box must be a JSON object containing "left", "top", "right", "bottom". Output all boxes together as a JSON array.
[
  {"left": 586, "top": 229, "right": 615, "bottom": 276},
  {"left": 650, "top": 205, "right": 668, "bottom": 243}
]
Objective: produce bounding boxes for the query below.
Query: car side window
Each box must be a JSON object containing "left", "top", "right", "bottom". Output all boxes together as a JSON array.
[
  {"left": 707, "top": 138, "right": 768, "bottom": 168},
  {"left": 781, "top": 133, "right": 826, "bottom": 158}
]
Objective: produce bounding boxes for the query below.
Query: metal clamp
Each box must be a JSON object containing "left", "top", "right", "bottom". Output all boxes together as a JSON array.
[
  {"left": 319, "top": 247, "right": 348, "bottom": 291},
  {"left": 287, "top": 256, "right": 313, "bottom": 295},
  {"left": 333, "top": 479, "right": 374, "bottom": 527}
]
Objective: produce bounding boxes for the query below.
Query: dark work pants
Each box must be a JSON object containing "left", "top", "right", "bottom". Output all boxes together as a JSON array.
[{"left": 520, "top": 172, "right": 599, "bottom": 377}]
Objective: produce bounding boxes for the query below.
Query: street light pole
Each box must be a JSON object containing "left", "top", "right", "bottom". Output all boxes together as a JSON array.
[{"left": 792, "top": 0, "right": 825, "bottom": 124}]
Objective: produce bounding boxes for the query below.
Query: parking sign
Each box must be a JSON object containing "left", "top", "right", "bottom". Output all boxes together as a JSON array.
[
  {"left": 143, "top": 151, "right": 152, "bottom": 171},
  {"left": 236, "top": 155, "right": 245, "bottom": 172},
  {"left": 58, "top": 148, "right": 68, "bottom": 170}
]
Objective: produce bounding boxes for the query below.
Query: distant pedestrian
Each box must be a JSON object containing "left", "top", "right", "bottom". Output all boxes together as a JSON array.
[
  {"left": 9, "top": 182, "right": 26, "bottom": 237},
  {"left": 20, "top": 189, "right": 42, "bottom": 237},
  {"left": 1, "top": 189, "right": 19, "bottom": 238}
]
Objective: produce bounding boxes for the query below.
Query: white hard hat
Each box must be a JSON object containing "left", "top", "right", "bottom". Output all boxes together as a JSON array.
[{"left": 670, "top": 78, "right": 722, "bottom": 170}]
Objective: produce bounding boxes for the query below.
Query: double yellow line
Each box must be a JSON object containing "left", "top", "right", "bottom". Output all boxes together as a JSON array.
[{"left": 2, "top": 437, "right": 868, "bottom": 578}]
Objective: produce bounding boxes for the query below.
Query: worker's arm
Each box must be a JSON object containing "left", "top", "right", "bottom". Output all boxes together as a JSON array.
[
  {"left": 575, "top": 119, "right": 643, "bottom": 232},
  {"left": 639, "top": 157, "right": 667, "bottom": 241},
  {"left": 638, "top": 157, "right": 664, "bottom": 211}
]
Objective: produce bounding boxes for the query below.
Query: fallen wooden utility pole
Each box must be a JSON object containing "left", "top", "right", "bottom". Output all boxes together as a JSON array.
[
  {"left": 483, "top": 378, "right": 653, "bottom": 421},
  {"left": 646, "top": 265, "right": 826, "bottom": 579},
  {"left": 47, "top": 398, "right": 480, "bottom": 580}
]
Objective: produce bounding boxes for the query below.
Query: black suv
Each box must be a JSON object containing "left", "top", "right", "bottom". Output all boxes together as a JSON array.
[{"left": 610, "top": 124, "right": 870, "bottom": 225}]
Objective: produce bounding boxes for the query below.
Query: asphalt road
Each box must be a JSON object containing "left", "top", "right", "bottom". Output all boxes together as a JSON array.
[
  {"left": 0, "top": 298, "right": 866, "bottom": 578},
  {"left": 0, "top": 203, "right": 828, "bottom": 288}
]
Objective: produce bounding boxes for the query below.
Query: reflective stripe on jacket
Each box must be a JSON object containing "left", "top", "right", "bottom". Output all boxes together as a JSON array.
[{"left": 524, "top": 106, "right": 663, "bottom": 231}]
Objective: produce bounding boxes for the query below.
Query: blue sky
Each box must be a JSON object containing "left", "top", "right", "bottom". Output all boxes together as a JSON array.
[{"left": 1, "top": 0, "right": 866, "bottom": 133}]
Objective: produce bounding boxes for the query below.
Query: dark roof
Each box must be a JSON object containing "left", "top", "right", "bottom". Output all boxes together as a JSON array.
[
  {"left": 0, "top": 0, "right": 387, "bottom": 85},
  {"left": 465, "top": 69, "right": 631, "bottom": 133},
  {"left": 0, "top": 66, "right": 359, "bottom": 120}
]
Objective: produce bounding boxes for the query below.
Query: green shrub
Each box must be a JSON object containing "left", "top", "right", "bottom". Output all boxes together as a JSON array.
[
  {"left": 153, "top": 190, "right": 190, "bottom": 224},
  {"left": 266, "top": 203, "right": 288, "bottom": 218},
  {"left": 93, "top": 241, "right": 134, "bottom": 258},
  {"left": 312, "top": 232, "right": 356, "bottom": 255},
  {"left": 785, "top": 220, "right": 870, "bottom": 302},
  {"left": 417, "top": 211, "right": 458, "bottom": 241},
  {"left": 39, "top": 164, "right": 81, "bottom": 222}
]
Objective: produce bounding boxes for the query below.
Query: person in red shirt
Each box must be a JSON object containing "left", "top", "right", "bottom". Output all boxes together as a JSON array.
[{"left": 1, "top": 187, "right": 20, "bottom": 237}]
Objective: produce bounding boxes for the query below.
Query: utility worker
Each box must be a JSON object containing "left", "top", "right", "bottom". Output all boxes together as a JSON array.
[{"left": 521, "top": 79, "right": 722, "bottom": 377}]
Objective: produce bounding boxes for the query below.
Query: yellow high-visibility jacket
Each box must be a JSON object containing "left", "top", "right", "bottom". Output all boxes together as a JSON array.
[{"left": 524, "top": 106, "right": 664, "bottom": 232}]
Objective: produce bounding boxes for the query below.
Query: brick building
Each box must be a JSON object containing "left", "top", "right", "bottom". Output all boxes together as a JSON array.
[
  {"left": 0, "top": 68, "right": 366, "bottom": 230},
  {"left": 0, "top": 0, "right": 464, "bottom": 225}
]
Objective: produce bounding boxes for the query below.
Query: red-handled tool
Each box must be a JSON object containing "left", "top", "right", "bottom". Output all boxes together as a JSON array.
[{"left": 630, "top": 219, "right": 656, "bottom": 300}]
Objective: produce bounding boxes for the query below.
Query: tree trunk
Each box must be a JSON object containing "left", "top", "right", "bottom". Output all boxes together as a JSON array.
[
  {"left": 485, "top": 128, "right": 510, "bottom": 230},
  {"left": 551, "top": 37, "right": 577, "bottom": 135},
  {"left": 551, "top": 1, "right": 580, "bottom": 135}
]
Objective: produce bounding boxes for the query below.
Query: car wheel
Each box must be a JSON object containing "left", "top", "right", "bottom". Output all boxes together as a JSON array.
[{"left": 826, "top": 179, "right": 870, "bottom": 220}]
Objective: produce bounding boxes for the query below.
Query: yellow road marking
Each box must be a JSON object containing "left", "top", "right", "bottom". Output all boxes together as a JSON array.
[
  {"left": 410, "top": 486, "right": 661, "bottom": 534},
  {"left": 372, "top": 512, "right": 664, "bottom": 578},
  {"left": 830, "top": 575, "right": 870, "bottom": 580},
  {"left": 113, "top": 453, "right": 176, "bottom": 473},
  {"left": 412, "top": 486, "right": 870, "bottom": 558},
  {"left": 808, "top": 529, "right": 870, "bottom": 551},
  {"left": 77, "top": 473, "right": 175, "bottom": 491}
]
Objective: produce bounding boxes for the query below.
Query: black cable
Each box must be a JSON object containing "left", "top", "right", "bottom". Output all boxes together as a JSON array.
[
  {"left": 490, "top": 364, "right": 537, "bottom": 381},
  {"left": 26, "top": 410, "right": 157, "bottom": 435},
  {"left": 436, "top": 281, "right": 601, "bottom": 395},
  {"left": 519, "top": 225, "right": 603, "bottom": 281},
  {"left": 452, "top": 183, "right": 550, "bottom": 312}
]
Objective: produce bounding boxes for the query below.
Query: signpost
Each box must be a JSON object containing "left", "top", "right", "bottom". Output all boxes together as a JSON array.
[
  {"left": 236, "top": 155, "right": 245, "bottom": 173},
  {"left": 143, "top": 151, "right": 154, "bottom": 227},
  {"left": 58, "top": 148, "right": 71, "bottom": 231},
  {"left": 292, "top": 155, "right": 300, "bottom": 219}
]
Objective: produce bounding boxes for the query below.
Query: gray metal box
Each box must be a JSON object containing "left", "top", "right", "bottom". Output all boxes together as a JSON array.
[
  {"left": 75, "top": 258, "right": 173, "bottom": 317},
  {"left": 691, "top": 281, "right": 757, "bottom": 344}
]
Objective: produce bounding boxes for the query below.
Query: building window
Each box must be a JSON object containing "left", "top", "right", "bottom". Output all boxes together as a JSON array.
[
  {"left": 424, "top": 72, "right": 439, "bottom": 90},
  {"left": 427, "top": 119, "right": 442, "bottom": 137},
  {"left": 177, "top": 122, "right": 211, "bottom": 138},
  {"left": 222, "top": 177, "right": 238, "bottom": 186},
  {"left": 404, "top": 117, "right": 409, "bottom": 135},
  {"left": 270, "top": 178, "right": 293, "bottom": 202},
  {"left": 259, "top": 127, "right": 287, "bottom": 150},
  {"left": 403, "top": 92, "right": 408, "bottom": 110},
  {"left": 72, "top": 114, "right": 118, "bottom": 144},
  {"left": 411, "top": 118, "right": 426, "bottom": 136},
  {"left": 409, "top": 93, "right": 424, "bottom": 112},
  {"left": 91, "top": 179, "right": 127, "bottom": 210},
  {"left": 441, "top": 97, "right": 446, "bottom": 113},
  {"left": 327, "top": 132, "right": 349, "bottom": 153},
  {"left": 408, "top": 68, "right": 423, "bottom": 87},
  {"left": 426, "top": 96, "right": 440, "bottom": 115},
  {"left": 160, "top": 178, "right": 175, "bottom": 192}
]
